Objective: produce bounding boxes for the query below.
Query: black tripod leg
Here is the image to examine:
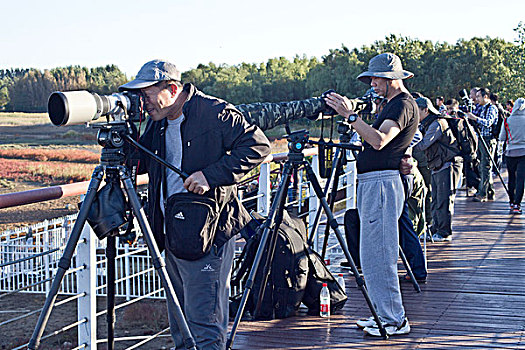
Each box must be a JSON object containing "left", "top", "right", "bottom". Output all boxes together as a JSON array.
[
  {"left": 120, "top": 171, "right": 197, "bottom": 350},
  {"left": 28, "top": 166, "right": 105, "bottom": 350},
  {"left": 466, "top": 119, "right": 509, "bottom": 197},
  {"left": 303, "top": 161, "right": 388, "bottom": 339},
  {"left": 398, "top": 246, "right": 420, "bottom": 293},
  {"left": 478, "top": 135, "right": 509, "bottom": 196},
  {"left": 306, "top": 148, "right": 342, "bottom": 248},
  {"left": 321, "top": 152, "right": 344, "bottom": 259},
  {"left": 254, "top": 164, "right": 294, "bottom": 317},
  {"left": 106, "top": 235, "right": 117, "bottom": 350},
  {"left": 226, "top": 162, "right": 293, "bottom": 350}
]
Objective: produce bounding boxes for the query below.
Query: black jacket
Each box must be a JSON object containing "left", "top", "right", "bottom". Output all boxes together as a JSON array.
[{"left": 134, "top": 84, "right": 271, "bottom": 251}]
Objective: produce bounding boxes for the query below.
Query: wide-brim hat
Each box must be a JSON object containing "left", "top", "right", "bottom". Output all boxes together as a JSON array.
[
  {"left": 119, "top": 59, "right": 181, "bottom": 90},
  {"left": 415, "top": 97, "right": 440, "bottom": 115},
  {"left": 357, "top": 53, "right": 414, "bottom": 84}
]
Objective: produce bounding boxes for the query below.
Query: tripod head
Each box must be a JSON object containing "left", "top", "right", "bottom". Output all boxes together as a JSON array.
[{"left": 93, "top": 121, "right": 131, "bottom": 167}]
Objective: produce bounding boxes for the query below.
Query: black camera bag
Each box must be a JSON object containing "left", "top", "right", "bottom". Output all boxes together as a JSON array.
[
  {"left": 302, "top": 248, "right": 347, "bottom": 315},
  {"left": 231, "top": 210, "right": 309, "bottom": 320},
  {"left": 165, "top": 192, "right": 220, "bottom": 261}
]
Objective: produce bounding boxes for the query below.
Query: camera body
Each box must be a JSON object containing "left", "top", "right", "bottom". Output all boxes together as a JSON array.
[
  {"left": 458, "top": 89, "right": 475, "bottom": 113},
  {"left": 48, "top": 90, "right": 143, "bottom": 126}
]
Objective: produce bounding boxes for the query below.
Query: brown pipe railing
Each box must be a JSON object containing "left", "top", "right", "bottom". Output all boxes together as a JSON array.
[
  {"left": 0, "top": 174, "right": 149, "bottom": 209},
  {"left": 0, "top": 147, "right": 318, "bottom": 210}
]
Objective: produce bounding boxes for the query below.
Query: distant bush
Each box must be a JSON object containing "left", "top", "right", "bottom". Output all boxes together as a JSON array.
[{"left": 0, "top": 148, "right": 99, "bottom": 163}]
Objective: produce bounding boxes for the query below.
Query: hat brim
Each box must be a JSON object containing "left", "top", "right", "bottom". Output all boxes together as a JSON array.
[
  {"left": 357, "top": 70, "right": 414, "bottom": 84},
  {"left": 119, "top": 79, "right": 158, "bottom": 91}
]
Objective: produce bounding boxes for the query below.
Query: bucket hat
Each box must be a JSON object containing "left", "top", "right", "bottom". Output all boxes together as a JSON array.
[
  {"left": 357, "top": 53, "right": 413, "bottom": 84},
  {"left": 415, "top": 97, "right": 440, "bottom": 115},
  {"left": 119, "top": 59, "right": 181, "bottom": 90}
]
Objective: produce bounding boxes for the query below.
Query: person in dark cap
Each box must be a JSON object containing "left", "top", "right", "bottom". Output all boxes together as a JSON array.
[
  {"left": 324, "top": 53, "right": 417, "bottom": 337},
  {"left": 413, "top": 97, "right": 463, "bottom": 242},
  {"left": 120, "top": 59, "right": 271, "bottom": 349}
]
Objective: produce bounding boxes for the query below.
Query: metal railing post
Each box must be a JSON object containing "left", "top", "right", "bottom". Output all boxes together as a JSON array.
[
  {"left": 309, "top": 154, "right": 320, "bottom": 251},
  {"left": 77, "top": 224, "right": 97, "bottom": 349},
  {"left": 346, "top": 150, "right": 357, "bottom": 210},
  {"left": 43, "top": 227, "right": 51, "bottom": 293},
  {"left": 258, "top": 162, "right": 271, "bottom": 216},
  {"left": 125, "top": 244, "right": 131, "bottom": 301}
]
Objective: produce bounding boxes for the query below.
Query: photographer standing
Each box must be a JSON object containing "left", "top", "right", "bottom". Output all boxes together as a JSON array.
[
  {"left": 499, "top": 98, "right": 525, "bottom": 214},
  {"left": 413, "top": 97, "right": 463, "bottom": 242},
  {"left": 466, "top": 88, "right": 498, "bottom": 202},
  {"left": 325, "top": 53, "right": 418, "bottom": 337},
  {"left": 120, "top": 59, "right": 270, "bottom": 350}
]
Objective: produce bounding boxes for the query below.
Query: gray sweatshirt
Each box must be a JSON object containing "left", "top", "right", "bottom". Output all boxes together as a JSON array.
[{"left": 499, "top": 97, "right": 525, "bottom": 157}]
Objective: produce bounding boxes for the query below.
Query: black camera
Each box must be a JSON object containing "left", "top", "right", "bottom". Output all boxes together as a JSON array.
[
  {"left": 48, "top": 90, "right": 143, "bottom": 126},
  {"left": 458, "top": 89, "right": 475, "bottom": 113},
  {"left": 320, "top": 89, "right": 338, "bottom": 116},
  {"left": 320, "top": 89, "right": 375, "bottom": 117}
]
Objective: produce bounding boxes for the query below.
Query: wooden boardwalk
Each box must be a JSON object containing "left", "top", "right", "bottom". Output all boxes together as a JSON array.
[{"left": 230, "top": 182, "right": 525, "bottom": 349}]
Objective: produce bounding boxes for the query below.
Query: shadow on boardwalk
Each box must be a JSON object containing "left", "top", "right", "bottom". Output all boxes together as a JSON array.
[{"left": 230, "top": 180, "right": 525, "bottom": 349}]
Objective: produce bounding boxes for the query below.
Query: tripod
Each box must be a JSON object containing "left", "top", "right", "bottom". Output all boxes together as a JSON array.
[
  {"left": 226, "top": 130, "right": 388, "bottom": 349},
  {"left": 28, "top": 122, "right": 197, "bottom": 350},
  {"left": 459, "top": 106, "right": 509, "bottom": 197},
  {"left": 308, "top": 131, "right": 421, "bottom": 293}
]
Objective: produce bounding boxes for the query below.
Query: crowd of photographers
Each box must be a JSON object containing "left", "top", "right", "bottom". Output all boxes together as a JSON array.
[
  {"left": 59, "top": 55, "right": 522, "bottom": 348},
  {"left": 407, "top": 86, "right": 524, "bottom": 246}
]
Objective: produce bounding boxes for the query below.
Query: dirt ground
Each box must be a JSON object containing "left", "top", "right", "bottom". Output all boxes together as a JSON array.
[{"left": 0, "top": 293, "right": 173, "bottom": 349}]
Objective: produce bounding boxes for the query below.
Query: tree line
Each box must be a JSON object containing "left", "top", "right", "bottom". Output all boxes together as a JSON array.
[{"left": 1, "top": 24, "right": 524, "bottom": 113}]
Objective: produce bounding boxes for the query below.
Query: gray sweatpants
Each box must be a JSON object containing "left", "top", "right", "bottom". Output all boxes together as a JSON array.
[
  {"left": 357, "top": 170, "right": 406, "bottom": 326},
  {"left": 165, "top": 238, "right": 235, "bottom": 350}
]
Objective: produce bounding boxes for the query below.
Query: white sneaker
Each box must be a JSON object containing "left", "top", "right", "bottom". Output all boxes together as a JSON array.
[
  {"left": 363, "top": 317, "right": 410, "bottom": 337},
  {"left": 432, "top": 233, "right": 452, "bottom": 242},
  {"left": 356, "top": 316, "right": 378, "bottom": 329}
]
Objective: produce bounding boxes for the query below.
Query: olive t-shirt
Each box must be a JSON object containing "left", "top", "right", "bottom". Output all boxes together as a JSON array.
[{"left": 356, "top": 92, "right": 419, "bottom": 174}]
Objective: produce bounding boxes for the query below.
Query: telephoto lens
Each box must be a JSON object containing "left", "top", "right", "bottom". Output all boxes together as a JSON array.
[{"left": 48, "top": 91, "right": 133, "bottom": 126}]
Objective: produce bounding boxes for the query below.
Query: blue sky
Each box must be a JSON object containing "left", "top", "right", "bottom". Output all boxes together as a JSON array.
[{"left": 1, "top": 0, "right": 522, "bottom": 77}]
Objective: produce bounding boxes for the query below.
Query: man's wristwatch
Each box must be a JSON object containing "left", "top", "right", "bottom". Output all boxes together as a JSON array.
[{"left": 347, "top": 114, "right": 358, "bottom": 123}]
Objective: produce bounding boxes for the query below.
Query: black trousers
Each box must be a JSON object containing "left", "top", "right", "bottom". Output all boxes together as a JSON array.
[{"left": 506, "top": 155, "right": 525, "bottom": 205}]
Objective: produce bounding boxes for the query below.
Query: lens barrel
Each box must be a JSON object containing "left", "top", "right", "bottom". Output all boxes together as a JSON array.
[{"left": 48, "top": 91, "right": 131, "bottom": 126}]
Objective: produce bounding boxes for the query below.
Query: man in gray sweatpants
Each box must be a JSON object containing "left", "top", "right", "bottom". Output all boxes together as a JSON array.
[{"left": 325, "top": 53, "right": 418, "bottom": 337}]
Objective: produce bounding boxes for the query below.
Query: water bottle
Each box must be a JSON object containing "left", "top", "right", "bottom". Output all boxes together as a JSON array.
[
  {"left": 336, "top": 273, "right": 345, "bottom": 291},
  {"left": 320, "top": 283, "right": 330, "bottom": 318}
]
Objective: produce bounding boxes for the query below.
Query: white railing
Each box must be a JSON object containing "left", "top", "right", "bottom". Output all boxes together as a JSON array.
[{"left": 0, "top": 150, "right": 357, "bottom": 349}]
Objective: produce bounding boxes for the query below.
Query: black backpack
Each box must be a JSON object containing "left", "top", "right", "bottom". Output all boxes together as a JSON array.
[
  {"left": 302, "top": 248, "right": 348, "bottom": 315},
  {"left": 446, "top": 112, "right": 478, "bottom": 163},
  {"left": 231, "top": 210, "right": 309, "bottom": 320},
  {"left": 491, "top": 104, "right": 508, "bottom": 139}
]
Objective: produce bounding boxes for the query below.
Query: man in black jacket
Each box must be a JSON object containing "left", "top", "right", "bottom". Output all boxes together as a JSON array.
[{"left": 120, "top": 59, "right": 271, "bottom": 350}]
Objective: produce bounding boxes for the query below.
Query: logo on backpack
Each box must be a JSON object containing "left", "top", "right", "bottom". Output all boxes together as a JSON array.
[
  {"left": 174, "top": 211, "right": 185, "bottom": 220},
  {"left": 201, "top": 264, "right": 215, "bottom": 272}
]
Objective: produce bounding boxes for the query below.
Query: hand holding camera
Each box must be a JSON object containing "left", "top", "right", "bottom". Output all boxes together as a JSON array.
[{"left": 323, "top": 91, "right": 356, "bottom": 119}]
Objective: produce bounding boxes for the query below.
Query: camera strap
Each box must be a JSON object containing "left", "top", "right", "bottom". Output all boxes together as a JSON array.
[{"left": 318, "top": 113, "right": 334, "bottom": 179}]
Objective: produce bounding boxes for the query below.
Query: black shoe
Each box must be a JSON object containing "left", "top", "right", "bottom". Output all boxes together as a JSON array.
[
  {"left": 401, "top": 274, "right": 427, "bottom": 284},
  {"left": 472, "top": 195, "right": 487, "bottom": 202}
]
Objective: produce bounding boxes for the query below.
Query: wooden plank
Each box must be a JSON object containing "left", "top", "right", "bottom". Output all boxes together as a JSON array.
[{"left": 229, "top": 182, "right": 525, "bottom": 349}]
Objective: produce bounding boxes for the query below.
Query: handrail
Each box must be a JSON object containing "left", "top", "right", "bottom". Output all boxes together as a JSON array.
[
  {"left": 0, "top": 174, "right": 149, "bottom": 209},
  {"left": 0, "top": 148, "right": 319, "bottom": 210}
]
